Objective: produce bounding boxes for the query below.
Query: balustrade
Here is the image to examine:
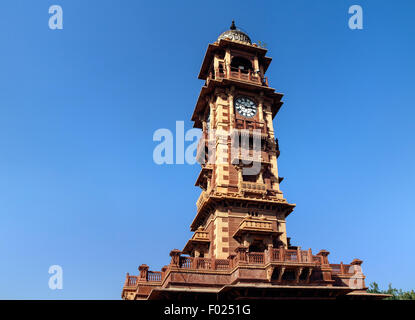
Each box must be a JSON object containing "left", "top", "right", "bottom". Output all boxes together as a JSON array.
[
  {"left": 284, "top": 250, "right": 298, "bottom": 262},
  {"left": 147, "top": 271, "right": 162, "bottom": 282},
  {"left": 126, "top": 275, "right": 138, "bottom": 286},
  {"left": 165, "top": 249, "right": 347, "bottom": 273},
  {"left": 126, "top": 248, "right": 358, "bottom": 293},
  {"left": 196, "top": 190, "right": 209, "bottom": 210},
  {"left": 210, "top": 66, "right": 268, "bottom": 87},
  {"left": 197, "top": 258, "right": 212, "bottom": 269},
  {"left": 215, "top": 259, "right": 230, "bottom": 270},
  {"left": 239, "top": 181, "right": 267, "bottom": 195},
  {"left": 330, "top": 263, "right": 354, "bottom": 276},
  {"left": 248, "top": 252, "right": 265, "bottom": 264},
  {"left": 179, "top": 256, "right": 193, "bottom": 269}
]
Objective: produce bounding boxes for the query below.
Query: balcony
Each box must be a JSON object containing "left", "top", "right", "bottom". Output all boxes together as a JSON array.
[
  {"left": 125, "top": 275, "right": 138, "bottom": 287},
  {"left": 195, "top": 165, "right": 213, "bottom": 190},
  {"left": 330, "top": 263, "right": 355, "bottom": 276},
  {"left": 196, "top": 189, "right": 211, "bottom": 210},
  {"left": 239, "top": 181, "right": 267, "bottom": 195},
  {"left": 124, "top": 270, "right": 162, "bottom": 287},
  {"left": 177, "top": 256, "right": 231, "bottom": 270},
  {"left": 209, "top": 67, "right": 269, "bottom": 87},
  {"left": 193, "top": 229, "right": 209, "bottom": 240},
  {"left": 147, "top": 271, "right": 162, "bottom": 282},
  {"left": 248, "top": 252, "right": 265, "bottom": 264},
  {"left": 168, "top": 248, "right": 332, "bottom": 272},
  {"left": 183, "top": 227, "right": 210, "bottom": 254},
  {"left": 231, "top": 149, "right": 268, "bottom": 166},
  {"left": 233, "top": 217, "right": 275, "bottom": 238},
  {"left": 123, "top": 248, "right": 364, "bottom": 298}
]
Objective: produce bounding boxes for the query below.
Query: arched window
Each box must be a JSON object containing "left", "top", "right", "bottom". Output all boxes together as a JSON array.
[
  {"left": 249, "top": 240, "right": 266, "bottom": 252},
  {"left": 230, "top": 56, "right": 252, "bottom": 73}
]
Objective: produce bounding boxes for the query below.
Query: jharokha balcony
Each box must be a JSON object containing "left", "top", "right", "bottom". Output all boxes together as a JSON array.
[
  {"left": 239, "top": 181, "right": 267, "bottom": 195},
  {"left": 196, "top": 189, "right": 211, "bottom": 210},
  {"left": 208, "top": 66, "right": 269, "bottom": 87},
  {"left": 233, "top": 217, "right": 276, "bottom": 238},
  {"left": 122, "top": 246, "right": 367, "bottom": 300}
]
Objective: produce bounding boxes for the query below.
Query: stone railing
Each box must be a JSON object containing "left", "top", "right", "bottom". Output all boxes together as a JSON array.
[
  {"left": 215, "top": 259, "right": 231, "bottom": 270},
  {"left": 231, "top": 151, "right": 263, "bottom": 165},
  {"left": 239, "top": 181, "right": 267, "bottom": 195},
  {"left": 330, "top": 263, "right": 354, "bottom": 276},
  {"left": 240, "top": 218, "right": 273, "bottom": 231},
  {"left": 125, "top": 275, "right": 138, "bottom": 287},
  {"left": 209, "top": 67, "right": 269, "bottom": 87},
  {"left": 248, "top": 252, "right": 265, "bottom": 264},
  {"left": 169, "top": 247, "right": 329, "bottom": 272},
  {"left": 196, "top": 190, "right": 210, "bottom": 210},
  {"left": 124, "top": 268, "right": 162, "bottom": 287},
  {"left": 271, "top": 248, "right": 324, "bottom": 264},
  {"left": 147, "top": 271, "right": 162, "bottom": 282},
  {"left": 126, "top": 249, "right": 361, "bottom": 287},
  {"left": 192, "top": 229, "right": 209, "bottom": 240},
  {"left": 176, "top": 256, "right": 230, "bottom": 270}
]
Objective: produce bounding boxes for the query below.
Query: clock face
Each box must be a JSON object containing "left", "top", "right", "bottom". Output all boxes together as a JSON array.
[{"left": 234, "top": 96, "right": 257, "bottom": 118}]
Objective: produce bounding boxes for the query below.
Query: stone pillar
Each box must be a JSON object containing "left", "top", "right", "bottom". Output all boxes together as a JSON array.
[
  {"left": 169, "top": 249, "right": 182, "bottom": 266},
  {"left": 266, "top": 244, "right": 273, "bottom": 264},
  {"left": 308, "top": 248, "right": 313, "bottom": 263},
  {"left": 278, "top": 220, "right": 288, "bottom": 248},
  {"left": 317, "top": 250, "right": 330, "bottom": 265},
  {"left": 228, "top": 254, "right": 236, "bottom": 269},
  {"left": 211, "top": 257, "right": 216, "bottom": 271},
  {"left": 258, "top": 93, "right": 264, "bottom": 122},
  {"left": 192, "top": 257, "right": 199, "bottom": 269},
  {"left": 253, "top": 55, "right": 259, "bottom": 72},
  {"left": 297, "top": 247, "right": 302, "bottom": 262},
  {"left": 349, "top": 259, "right": 366, "bottom": 289},
  {"left": 138, "top": 264, "right": 149, "bottom": 280},
  {"left": 161, "top": 266, "right": 168, "bottom": 282},
  {"left": 229, "top": 86, "right": 235, "bottom": 130},
  {"left": 279, "top": 247, "right": 285, "bottom": 261},
  {"left": 317, "top": 250, "right": 332, "bottom": 283},
  {"left": 235, "top": 246, "right": 248, "bottom": 264},
  {"left": 213, "top": 54, "right": 219, "bottom": 71},
  {"left": 225, "top": 49, "right": 231, "bottom": 76}
]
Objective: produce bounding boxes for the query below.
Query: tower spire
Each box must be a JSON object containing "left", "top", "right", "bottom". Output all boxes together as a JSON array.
[{"left": 230, "top": 20, "right": 236, "bottom": 30}]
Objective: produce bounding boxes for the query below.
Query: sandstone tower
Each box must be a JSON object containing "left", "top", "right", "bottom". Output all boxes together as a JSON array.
[{"left": 121, "top": 22, "right": 386, "bottom": 300}]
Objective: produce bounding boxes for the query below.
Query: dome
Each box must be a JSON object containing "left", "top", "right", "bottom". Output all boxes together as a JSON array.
[{"left": 217, "top": 21, "right": 251, "bottom": 44}]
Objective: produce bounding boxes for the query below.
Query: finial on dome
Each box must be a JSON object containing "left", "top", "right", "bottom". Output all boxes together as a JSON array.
[{"left": 217, "top": 21, "right": 252, "bottom": 44}]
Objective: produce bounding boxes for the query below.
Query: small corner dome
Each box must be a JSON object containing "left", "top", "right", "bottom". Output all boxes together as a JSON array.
[{"left": 217, "top": 20, "right": 252, "bottom": 44}]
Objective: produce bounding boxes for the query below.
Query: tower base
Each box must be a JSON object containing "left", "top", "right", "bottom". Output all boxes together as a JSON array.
[{"left": 121, "top": 247, "right": 389, "bottom": 300}]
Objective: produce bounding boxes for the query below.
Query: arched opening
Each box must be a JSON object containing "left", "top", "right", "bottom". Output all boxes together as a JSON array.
[
  {"left": 281, "top": 269, "right": 296, "bottom": 281},
  {"left": 299, "top": 268, "right": 308, "bottom": 281},
  {"left": 273, "top": 238, "right": 285, "bottom": 248},
  {"left": 242, "top": 173, "right": 257, "bottom": 182},
  {"left": 230, "top": 56, "right": 252, "bottom": 73},
  {"left": 271, "top": 268, "right": 280, "bottom": 281},
  {"left": 249, "top": 240, "right": 266, "bottom": 253}
]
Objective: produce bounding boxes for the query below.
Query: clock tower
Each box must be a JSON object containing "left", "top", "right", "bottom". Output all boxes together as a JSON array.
[
  {"left": 189, "top": 20, "right": 294, "bottom": 260},
  {"left": 121, "top": 22, "right": 387, "bottom": 300}
]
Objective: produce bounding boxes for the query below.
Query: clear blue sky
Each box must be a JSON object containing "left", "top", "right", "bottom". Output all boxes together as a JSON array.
[{"left": 0, "top": 0, "right": 414, "bottom": 299}]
